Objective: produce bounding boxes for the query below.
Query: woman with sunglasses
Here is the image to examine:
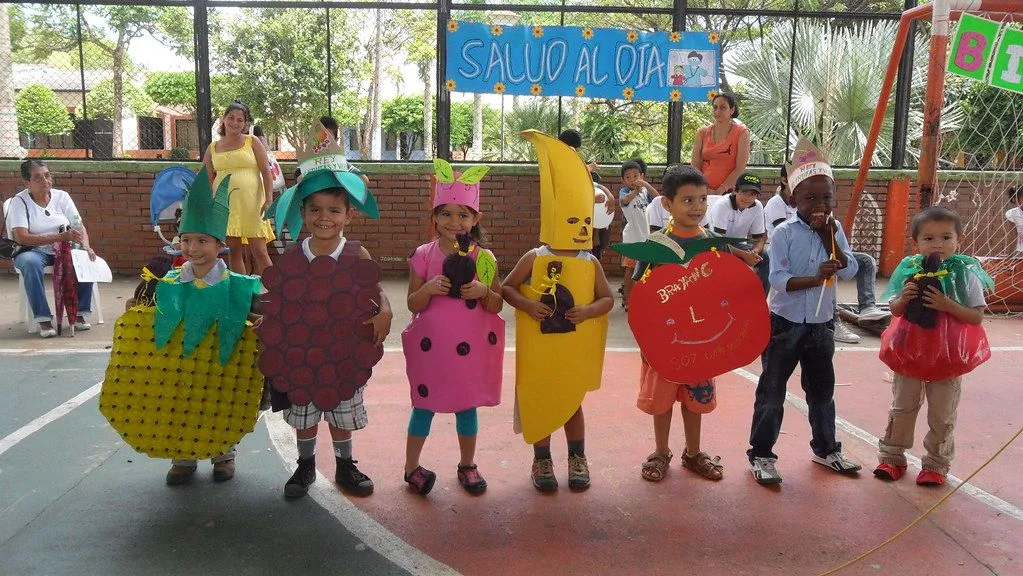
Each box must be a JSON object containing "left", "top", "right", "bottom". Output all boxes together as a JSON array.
[{"left": 9, "top": 160, "right": 96, "bottom": 337}]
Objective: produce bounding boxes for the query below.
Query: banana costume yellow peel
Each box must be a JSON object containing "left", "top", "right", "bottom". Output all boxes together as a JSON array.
[{"left": 516, "top": 130, "right": 609, "bottom": 444}]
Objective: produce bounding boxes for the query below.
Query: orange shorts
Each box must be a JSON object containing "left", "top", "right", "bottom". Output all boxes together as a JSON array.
[{"left": 637, "top": 358, "right": 717, "bottom": 416}]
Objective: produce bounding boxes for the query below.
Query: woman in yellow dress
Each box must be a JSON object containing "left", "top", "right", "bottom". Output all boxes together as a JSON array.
[{"left": 202, "top": 100, "right": 275, "bottom": 274}]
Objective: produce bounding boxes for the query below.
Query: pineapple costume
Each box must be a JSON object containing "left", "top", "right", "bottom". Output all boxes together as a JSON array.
[{"left": 100, "top": 167, "right": 264, "bottom": 461}]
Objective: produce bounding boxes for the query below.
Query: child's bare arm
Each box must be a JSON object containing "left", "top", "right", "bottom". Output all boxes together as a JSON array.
[
  {"left": 636, "top": 179, "right": 659, "bottom": 196},
  {"left": 359, "top": 246, "right": 394, "bottom": 344},
  {"left": 921, "top": 286, "right": 985, "bottom": 325},
  {"left": 566, "top": 259, "right": 614, "bottom": 324},
  {"left": 501, "top": 250, "right": 552, "bottom": 321}
]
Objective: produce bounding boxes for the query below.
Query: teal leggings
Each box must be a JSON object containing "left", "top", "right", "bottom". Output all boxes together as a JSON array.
[{"left": 407, "top": 407, "right": 478, "bottom": 437}]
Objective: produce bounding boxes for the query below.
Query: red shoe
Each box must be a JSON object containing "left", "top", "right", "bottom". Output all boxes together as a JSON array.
[
  {"left": 873, "top": 463, "right": 907, "bottom": 481},
  {"left": 916, "top": 470, "right": 946, "bottom": 486}
]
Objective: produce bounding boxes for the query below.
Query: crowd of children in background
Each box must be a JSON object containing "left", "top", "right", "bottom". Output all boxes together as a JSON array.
[{"left": 116, "top": 99, "right": 999, "bottom": 500}]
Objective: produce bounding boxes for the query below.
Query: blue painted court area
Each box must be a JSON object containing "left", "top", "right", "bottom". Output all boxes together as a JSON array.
[{"left": 0, "top": 351, "right": 408, "bottom": 576}]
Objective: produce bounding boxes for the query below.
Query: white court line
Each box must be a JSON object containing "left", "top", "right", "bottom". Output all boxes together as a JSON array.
[
  {"left": 0, "top": 349, "right": 111, "bottom": 355},
  {"left": 265, "top": 413, "right": 461, "bottom": 576},
  {"left": 732, "top": 367, "right": 1023, "bottom": 522},
  {"left": 0, "top": 382, "right": 103, "bottom": 457}
]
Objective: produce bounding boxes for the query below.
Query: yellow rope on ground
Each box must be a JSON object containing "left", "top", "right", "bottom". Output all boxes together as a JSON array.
[{"left": 820, "top": 424, "right": 1023, "bottom": 575}]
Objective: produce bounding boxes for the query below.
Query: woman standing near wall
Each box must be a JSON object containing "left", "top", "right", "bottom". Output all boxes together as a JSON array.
[{"left": 202, "top": 100, "right": 275, "bottom": 274}]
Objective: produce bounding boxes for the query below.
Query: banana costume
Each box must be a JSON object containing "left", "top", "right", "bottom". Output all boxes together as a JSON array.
[
  {"left": 515, "top": 130, "right": 609, "bottom": 444},
  {"left": 100, "top": 167, "right": 264, "bottom": 460}
]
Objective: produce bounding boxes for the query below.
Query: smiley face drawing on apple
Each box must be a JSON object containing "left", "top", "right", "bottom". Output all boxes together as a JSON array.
[{"left": 628, "top": 251, "right": 770, "bottom": 383}]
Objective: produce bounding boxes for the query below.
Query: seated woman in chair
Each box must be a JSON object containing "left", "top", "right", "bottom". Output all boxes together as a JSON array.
[{"left": 9, "top": 160, "right": 96, "bottom": 338}]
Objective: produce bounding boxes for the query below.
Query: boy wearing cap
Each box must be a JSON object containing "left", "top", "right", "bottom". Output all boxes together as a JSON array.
[
  {"left": 747, "top": 138, "right": 862, "bottom": 485},
  {"left": 704, "top": 171, "right": 769, "bottom": 293}
]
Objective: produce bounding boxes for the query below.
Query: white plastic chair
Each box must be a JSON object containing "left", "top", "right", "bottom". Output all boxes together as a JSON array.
[{"left": 4, "top": 197, "right": 105, "bottom": 333}]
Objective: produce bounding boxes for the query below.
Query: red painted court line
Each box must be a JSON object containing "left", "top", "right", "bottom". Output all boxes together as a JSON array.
[{"left": 301, "top": 351, "right": 1022, "bottom": 575}]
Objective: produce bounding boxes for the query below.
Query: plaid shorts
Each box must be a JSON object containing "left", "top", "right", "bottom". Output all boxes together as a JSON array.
[{"left": 283, "top": 388, "right": 368, "bottom": 431}]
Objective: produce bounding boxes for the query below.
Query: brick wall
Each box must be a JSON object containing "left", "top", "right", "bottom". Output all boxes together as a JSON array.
[{"left": 0, "top": 162, "right": 1006, "bottom": 278}]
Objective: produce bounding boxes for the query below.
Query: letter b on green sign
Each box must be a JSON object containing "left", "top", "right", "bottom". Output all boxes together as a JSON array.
[
  {"left": 991, "top": 27, "right": 1023, "bottom": 94},
  {"left": 948, "top": 13, "right": 1000, "bottom": 81}
]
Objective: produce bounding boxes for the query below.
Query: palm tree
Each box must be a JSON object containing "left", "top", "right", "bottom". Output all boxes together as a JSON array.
[{"left": 728, "top": 20, "right": 962, "bottom": 167}]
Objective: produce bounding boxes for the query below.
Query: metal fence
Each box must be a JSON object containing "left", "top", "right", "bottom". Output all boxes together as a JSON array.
[{"left": 0, "top": 0, "right": 950, "bottom": 168}]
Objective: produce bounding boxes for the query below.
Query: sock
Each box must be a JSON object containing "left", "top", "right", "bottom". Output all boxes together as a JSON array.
[
  {"left": 333, "top": 438, "right": 352, "bottom": 460},
  {"left": 568, "top": 440, "right": 585, "bottom": 458},
  {"left": 297, "top": 437, "right": 316, "bottom": 460},
  {"left": 533, "top": 444, "right": 552, "bottom": 460}
]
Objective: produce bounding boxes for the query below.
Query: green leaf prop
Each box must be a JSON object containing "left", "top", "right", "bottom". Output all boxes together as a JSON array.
[
  {"left": 612, "top": 234, "right": 747, "bottom": 265},
  {"left": 434, "top": 158, "right": 455, "bottom": 183},
  {"left": 476, "top": 249, "right": 498, "bottom": 286},
  {"left": 458, "top": 165, "right": 490, "bottom": 184}
]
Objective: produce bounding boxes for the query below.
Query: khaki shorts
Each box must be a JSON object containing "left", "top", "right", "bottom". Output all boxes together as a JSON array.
[{"left": 637, "top": 358, "right": 717, "bottom": 416}]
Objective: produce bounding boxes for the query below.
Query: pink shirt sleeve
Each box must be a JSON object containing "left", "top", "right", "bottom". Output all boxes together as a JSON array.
[{"left": 409, "top": 242, "right": 431, "bottom": 279}]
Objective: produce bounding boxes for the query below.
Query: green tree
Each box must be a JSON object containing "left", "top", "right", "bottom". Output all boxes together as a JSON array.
[
  {"left": 20, "top": 5, "right": 191, "bottom": 155},
  {"left": 86, "top": 77, "right": 155, "bottom": 120},
  {"left": 15, "top": 83, "right": 74, "bottom": 135},
  {"left": 396, "top": 9, "right": 436, "bottom": 157},
  {"left": 213, "top": 8, "right": 362, "bottom": 157},
  {"left": 940, "top": 80, "right": 1023, "bottom": 169},
  {"left": 144, "top": 71, "right": 196, "bottom": 112},
  {"left": 451, "top": 100, "right": 498, "bottom": 159},
  {"left": 382, "top": 95, "right": 426, "bottom": 160}
]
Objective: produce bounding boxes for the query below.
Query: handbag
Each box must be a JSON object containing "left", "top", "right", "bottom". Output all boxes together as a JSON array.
[{"left": 0, "top": 196, "right": 32, "bottom": 260}]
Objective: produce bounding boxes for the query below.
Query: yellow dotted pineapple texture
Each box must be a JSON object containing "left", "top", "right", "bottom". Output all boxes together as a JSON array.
[{"left": 100, "top": 307, "right": 264, "bottom": 460}]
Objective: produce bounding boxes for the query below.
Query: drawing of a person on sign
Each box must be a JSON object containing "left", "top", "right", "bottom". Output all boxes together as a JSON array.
[{"left": 670, "top": 49, "right": 716, "bottom": 87}]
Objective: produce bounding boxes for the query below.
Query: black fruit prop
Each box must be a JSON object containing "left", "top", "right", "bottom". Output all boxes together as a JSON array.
[
  {"left": 905, "top": 252, "right": 943, "bottom": 329},
  {"left": 540, "top": 261, "right": 576, "bottom": 334},
  {"left": 442, "top": 233, "right": 477, "bottom": 298}
]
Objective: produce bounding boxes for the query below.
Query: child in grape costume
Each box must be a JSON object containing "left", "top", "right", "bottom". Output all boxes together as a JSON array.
[
  {"left": 401, "top": 159, "right": 505, "bottom": 495},
  {"left": 100, "top": 166, "right": 264, "bottom": 486},
  {"left": 875, "top": 206, "right": 993, "bottom": 486}
]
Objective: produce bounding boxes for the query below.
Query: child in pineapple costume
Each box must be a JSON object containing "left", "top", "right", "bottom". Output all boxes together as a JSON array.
[
  {"left": 100, "top": 167, "right": 264, "bottom": 486},
  {"left": 501, "top": 130, "right": 614, "bottom": 492},
  {"left": 258, "top": 125, "right": 392, "bottom": 500}
]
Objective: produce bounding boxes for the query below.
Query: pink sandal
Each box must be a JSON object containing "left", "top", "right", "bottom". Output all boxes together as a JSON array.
[{"left": 404, "top": 466, "right": 437, "bottom": 495}]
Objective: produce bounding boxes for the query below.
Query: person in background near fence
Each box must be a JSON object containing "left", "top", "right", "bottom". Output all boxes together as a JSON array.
[
  {"left": 691, "top": 92, "right": 750, "bottom": 195},
  {"left": 618, "top": 160, "right": 658, "bottom": 310},
  {"left": 704, "top": 171, "right": 768, "bottom": 294},
  {"left": 202, "top": 100, "right": 275, "bottom": 275},
  {"left": 556, "top": 129, "right": 616, "bottom": 262},
  {"left": 8, "top": 160, "right": 96, "bottom": 338},
  {"left": 1006, "top": 186, "right": 1023, "bottom": 253}
]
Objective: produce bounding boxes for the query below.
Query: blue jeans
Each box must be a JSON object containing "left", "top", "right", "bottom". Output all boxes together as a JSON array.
[
  {"left": 748, "top": 314, "right": 841, "bottom": 461},
  {"left": 13, "top": 248, "right": 93, "bottom": 323},
  {"left": 852, "top": 252, "right": 877, "bottom": 309}
]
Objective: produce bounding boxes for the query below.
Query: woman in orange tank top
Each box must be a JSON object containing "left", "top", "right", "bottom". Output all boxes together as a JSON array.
[{"left": 691, "top": 92, "right": 751, "bottom": 194}]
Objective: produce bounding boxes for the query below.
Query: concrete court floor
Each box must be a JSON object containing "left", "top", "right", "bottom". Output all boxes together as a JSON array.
[{"left": 1, "top": 274, "right": 1021, "bottom": 576}]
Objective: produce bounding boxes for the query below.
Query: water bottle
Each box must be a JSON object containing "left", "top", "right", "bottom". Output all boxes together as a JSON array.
[{"left": 69, "top": 214, "right": 82, "bottom": 249}]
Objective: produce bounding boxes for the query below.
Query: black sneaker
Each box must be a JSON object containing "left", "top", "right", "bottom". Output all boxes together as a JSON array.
[
  {"left": 284, "top": 457, "right": 316, "bottom": 500},
  {"left": 335, "top": 457, "right": 374, "bottom": 496}
]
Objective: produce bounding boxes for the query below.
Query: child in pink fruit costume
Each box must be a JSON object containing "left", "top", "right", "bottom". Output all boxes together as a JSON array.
[{"left": 401, "top": 159, "right": 505, "bottom": 495}]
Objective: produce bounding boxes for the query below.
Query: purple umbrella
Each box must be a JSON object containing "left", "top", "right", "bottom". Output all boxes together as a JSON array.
[{"left": 52, "top": 240, "right": 78, "bottom": 336}]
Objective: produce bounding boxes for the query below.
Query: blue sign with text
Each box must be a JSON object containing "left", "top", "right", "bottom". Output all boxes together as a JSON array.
[{"left": 444, "top": 21, "right": 719, "bottom": 102}]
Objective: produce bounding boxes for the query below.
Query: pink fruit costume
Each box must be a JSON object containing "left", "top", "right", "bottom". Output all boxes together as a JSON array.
[{"left": 401, "top": 160, "right": 505, "bottom": 413}]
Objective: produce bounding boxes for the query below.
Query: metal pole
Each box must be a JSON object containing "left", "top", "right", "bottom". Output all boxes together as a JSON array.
[
  {"left": 918, "top": 0, "right": 950, "bottom": 209},
  {"left": 666, "top": 0, "right": 687, "bottom": 165},
  {"left": 326, "top": 7, "right": 332, "bottom": 119},
  {"left": 435, "top": 0, "right": 451, "bottom": 160},
  {"left": 784, "top": 1, "right": 799, "bottom": 161},
  {"left": 557, "top": 1, "right": 564, "bottom": 135},
  {"left": 75, "top": 4, "right": 91, "bottom": 158},
  {"left": 194, "top": 0, "right": 213, "bottom": 158},
  {"left": 500, "top": 94, "right": 505, "bottom": 161},
  {"left": 890, "top": 0, "right": 918, "bottom": 169}
]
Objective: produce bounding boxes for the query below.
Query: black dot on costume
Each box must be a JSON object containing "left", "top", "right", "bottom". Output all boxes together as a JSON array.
[
  {"left": 488, "top": 332, "right": 498, "bottom": 345},
  {"left": 417, "top": 384, "right": 429, "bottom": 398},
  {"left": 465, "top": 299, "right": 477, "bottom": 310},
  {"left": 420, "top": 337, "right": 432, "bottom": 352},
  {"left": 456, "top": 342, "right": 470, "bottom": 356}
]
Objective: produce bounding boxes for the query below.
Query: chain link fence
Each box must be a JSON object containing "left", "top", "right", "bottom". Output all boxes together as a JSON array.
[{"left": 0, "top": 0, "right": 954, "bottom": 168}]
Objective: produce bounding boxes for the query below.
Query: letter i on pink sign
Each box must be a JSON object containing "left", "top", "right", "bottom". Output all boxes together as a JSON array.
[{"left": 947, "top": 13, "right": 1001, "bottom": 82}]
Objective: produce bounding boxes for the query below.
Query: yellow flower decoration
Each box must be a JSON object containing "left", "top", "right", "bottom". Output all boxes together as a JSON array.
[
  {"left": 533, "top": 26, "right": 544, "bottom": 38},
  {"left": 575, "top": 85, "right": 586, "bottom": 97},
  {"left": 669, "top": 31, "right": 681, "bottom": 43},
  {"left": 669, "top": 89, "right": 681, "bottom": 102},
  {"left": 491, "top": 25, "right": 503, "bottom": 36},
  {"left": 494, "top": 82, "right": 506, "bottom": 94},
  {"left": 626, "top": 30, "right": 639, "bottom": 43},
  {"left": 622, "top": 87, "right": 635, "bottom": 100},
  {"left": 582, "top": 27, "right": 594, "bottom": 40},
  {"left": 708, "top": 32, "right": 720, "bottom": 44},
  {"left": 447, "top": 20, "right": 459, "bottom": 33},
  {"left": 707, "top": 89, "right": 719, "bottom": 101},
  {"left": 530, "top": 83, "right": 542, "bottom": 96},
  {"left": 445, "top": 79, "right": 457, "bottom": 91}
]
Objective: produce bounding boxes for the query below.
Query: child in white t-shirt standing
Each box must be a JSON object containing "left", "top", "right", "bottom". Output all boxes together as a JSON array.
[
  {"left": 1006, "top": 186, "right": 1023, "bottom": 253},
  {"left": 618, "top": 160, "right": 657, "bottom": 309},
  {"left": 704, "top": 172, "right": 768, "bottom": 294}
]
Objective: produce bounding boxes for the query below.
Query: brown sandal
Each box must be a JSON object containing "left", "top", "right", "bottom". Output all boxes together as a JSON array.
[
  {"left": 681, "top": 449, "right": 724, "bottom": 481},
  {"left": 641, "top": 450, "right": 673, "bottom": 482}
]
